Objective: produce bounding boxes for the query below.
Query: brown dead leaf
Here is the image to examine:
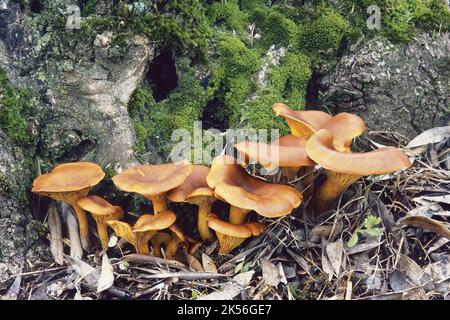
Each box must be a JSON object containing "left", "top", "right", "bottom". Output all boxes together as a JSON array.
[
  {"left": 201, "top": 253, "right": 217, "bottom": 273},
  {"left": 398, "top": 216, "right": 450, "bottom": 239}
]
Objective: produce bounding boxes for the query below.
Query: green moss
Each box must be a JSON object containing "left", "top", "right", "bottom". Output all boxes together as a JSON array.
[
  {"left": 207, "top": 0, "right": 248, "bottom": 36},
  {"left": 217, "top": 35, "right": 260, "bottom": 75},
  {"left": 262, "top": 11, "right": 300, "bottom": 48},
  {"left": 300, "top": 7, "right": 351, "bottom": 53},
  {"left": 0, "top": 69, "right": 35, "bottom": 144},
  {"left": 270, "top": 53, "right": 312, "bottom": 105}
]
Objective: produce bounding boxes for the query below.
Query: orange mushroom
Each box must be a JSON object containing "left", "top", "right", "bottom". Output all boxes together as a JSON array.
[
  {"left": 207, "top": 215, "right": 266, "bottom": 254},
  {"left": 235, "top": 135, "right": 316, "bottom": 182},
  {"left": 106, "top": 210, "right": 176, "bottom": 255},
  {"left": 272, "top": 103, "right": 332, "bottom": 138},
  {"left": 77, "top": 195, "right": 124, "bottom": 249},
  {"left": 111, "top": 162, "right": 192, "bottom": 214},
  {"left": 32, "top": 162, "right": 105, "bottom": 251},
  {"left": 167, "top": 165, "right": 217, "bottom": 242},
  {"left": 206, "top": 155, "right": 302, "bottom": 224},
  {"left": 150, "top": 232, "right": 172, "bottom": 257},
  {"left": 306, "top": 129, "right": 412, "bottom": 212},
  {"left": 132, "top": 210, "right": 177, "bottom": 255}
]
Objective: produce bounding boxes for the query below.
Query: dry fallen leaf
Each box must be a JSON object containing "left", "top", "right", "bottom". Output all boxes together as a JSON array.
[
  {"left": 323, "top": 239, "right": 344, "bottom": 280},
  {"left": 187, "top": 254, "right": 204, "bottom": 272},
  {"left": 202, "top": 253, "right": 218, "bottom": 273},
  {"left": 47, "top": 203, "right": 64, "bottom": 265},
  {"left": 260, "top": 258, "right": 282, "bottom": 287},
  {"left": 97, "top": 253, "right": 114, "bottom": 293},
  {"left": 398, "top": 216, "right": 450, "bottom": 239},
  {"left": 198, "top": 271, "right": 254, "bottom": 300},
  {"left": 65, "top": 255, "right": 98, "bottom": 286},
  {"left": 406, "top": 126, "right": 450, "bottom": 149}
]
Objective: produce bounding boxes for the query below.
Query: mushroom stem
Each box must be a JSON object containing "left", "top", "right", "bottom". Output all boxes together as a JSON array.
[
  {"left": 135, "top": 231, "right": 156, "bottom": 255},
  {"left": 298, "top": 166, "right": 315, "bottom": 201},
  {"left": 280, "top": 166, "right": 301, "bottom": 182},
  {"left": 216, "top": 233, "right": 247, "bottom": 255},
  {"left": 96, "top": 222, "right": 109, "bottom": 250},
  {"left": 312, "top": 170, "right": 361, "bottom": 213},
  {"left": 71, "top": 202, "right": 92, "bottom": 251},
  {"left": 229, "top": 206, "right": 251, "bottom": 225},
  {"left": 198, "top": 201, "right": 214, "bottom": 242},
  {"left": 148, "top": 194, "right": 168, "bottom": 214}
]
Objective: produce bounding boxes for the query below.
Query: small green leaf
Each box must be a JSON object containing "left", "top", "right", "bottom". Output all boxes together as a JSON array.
[
  {"left": 347, "top": 232, "right": 359, "bottom": 248},
  {"left": 364, "top": 215, "right": 382, "bottom": 229},
  {"left": 235, "top": 260, "right": 245, "bottom": 273}
]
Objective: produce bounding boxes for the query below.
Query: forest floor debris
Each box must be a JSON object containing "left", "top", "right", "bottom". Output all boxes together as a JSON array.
[{"left": 0, "top": 127, "right": 449, "bottom": 300}]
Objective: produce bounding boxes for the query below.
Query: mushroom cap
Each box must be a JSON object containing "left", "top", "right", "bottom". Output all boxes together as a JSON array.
[
  {"left": 167, "top": 165, "right": 214, "bottom": 203},
  {"left": 207, "top": 216, "right": 252, "bottom": 238},
  {"left": 272, "top": 103, "right": 332, "bottom": 136},
  {"left": 305, "top": 129, "right": 412, "bottom": 176},
  {"left": 244, "top": 222, "right": 267, "bottom": 236},
  {"left": 206, "top": 155, "right": 302, "bottom": 218},
  {"left": 234, "top": 135, "right": 315, "bottom": 170},
  {"left": 112, "top": 162, "right": 193, "bottom": 198},
  {"left": 321, "top": 113, "right": 366, "bottom": 152},
  {"left": 32, "top": 162, "right": 105, "bottom": 194},
  {"left": 77, "top": 195, "right": 123, "bottom": 217},
  {"left": 132, "top": 210, "right": 177, "bottom": 233}
]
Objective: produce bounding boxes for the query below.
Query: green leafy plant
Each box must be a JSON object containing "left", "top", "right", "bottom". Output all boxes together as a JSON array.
[{"left": 347, "top": 215, "right": 383, "bottom": 248}]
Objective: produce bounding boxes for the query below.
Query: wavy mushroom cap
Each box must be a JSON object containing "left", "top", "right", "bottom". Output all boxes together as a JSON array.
[
  {"left": 132, "top": 210, "right": 177, "bottom": 233},
  {"left": 321, "top": 113, "right": 366, "bottom": 152},
  {"left": 167, "top": 165, "right": 214, "bottom": 202},
  {"left": 207, "top": 217, "right": 253, "bottom": 238},
  {"left": 112, "top": 162, "right": 193, "bottom": 198},
  {"left": 206, "top": 155, "right": 302, "bottom": 218},
  {"left": 235, "top": 135, "right": 315, "bottom": 169},
  {"left": 32, "top": 162, "right": 105, "bottom": 194},
  {"left": 306, "top": 129, "right": 412, "bottom": 176},
  {"left": 77, "top": 195, "right": 123, "bottom": 216},
  {"left": 272, "top": 103, "right": 332, "bottom": 136}
]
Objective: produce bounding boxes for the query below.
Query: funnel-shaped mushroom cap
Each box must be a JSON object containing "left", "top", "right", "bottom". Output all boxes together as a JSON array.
[
  {"left": 207, "top": 217, "right": 252, "bottom": 238},
  {"left": 235, "top": 135, "right": 316, "bottom": 170},
  {"left": 321, "top": 113, "right": 366, "bottom": 152},
  {"left": 77, "top": 195, "right": 123, "bottom": 217},
  {"left": 206, "top": 155, "right": 302, "bottom": 218},
  {"left": 132, "top": 210, "right": 177, "bottom": 233},
  {"left": 111, "top": 162, "right": 193, "bottom": 199},
  {"left": 306, "top": 129, "right": 412, "bottom": 176},
  {"left": 273, "top": 103, "right": 332, "bottom": 137},
  {"left": 32, "top": 162, "right": 105, "bottom": 200},
  {"left": 167, "top": 165, "right": 214, "bottom": 202}
]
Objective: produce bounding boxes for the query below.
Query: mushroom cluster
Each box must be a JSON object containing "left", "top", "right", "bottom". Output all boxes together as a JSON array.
[{"left": 31, "top": 103, "right": 411, "bottom": 259}]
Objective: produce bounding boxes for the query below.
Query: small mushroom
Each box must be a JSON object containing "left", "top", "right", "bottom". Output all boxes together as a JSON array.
[
  {"left": 206, "top": 155, "right": 302, "bottom": 224},
  {"left": 112, "top": 162, "right": 192, "bottom": 214},
  {"left": 132, "top": 210, "right": 177, "bottom": 255},
  {"left": 272, "top": 102, "right": 331, "bottom": 138},
  {"left": 150, "top": 232, "right": 172, "bottom": 257},
  {"left": 32, "top": 162, "right": 105, "bottom": 251},
  {"left": 77, "top": 195, "right": 124, "bottom": 250},
  {"left": 167, "top": 165, "right": 217, "bottom": 242},
  {"left": 106, "top": 210, "right": 176, "bottom": 255},
  {"left": 235, "top": 135, "right": 316, "bottom": 182},
  {"left": 207, "top": 215, "right": 266, "bottom": 254},
  {"left": 306, "top": 129, "right": 412, "bottom": 212},
  {"left": 165, "top": 237, "right": 188, "bottom": 260}
]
